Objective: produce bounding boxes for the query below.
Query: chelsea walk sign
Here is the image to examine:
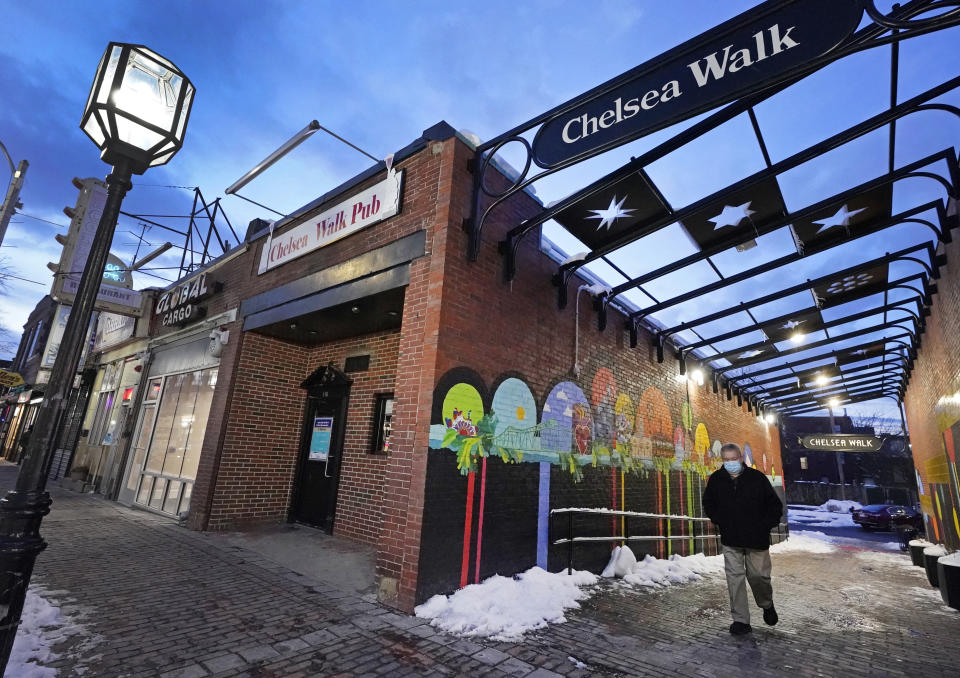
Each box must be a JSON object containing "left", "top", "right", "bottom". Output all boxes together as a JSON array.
[
  {"left": 532, "top": 0, "right": 864, "bottom": 168},
  {"left": 800, "top": 434, "right": 884, "bottom": 452}
]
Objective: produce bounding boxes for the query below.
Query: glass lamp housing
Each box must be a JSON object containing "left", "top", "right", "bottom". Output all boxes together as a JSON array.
[{"left": 80, "top": 43, "right": 195, "bottom": 174}]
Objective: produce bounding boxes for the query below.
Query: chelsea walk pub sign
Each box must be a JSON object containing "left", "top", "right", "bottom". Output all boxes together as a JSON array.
[
  {"left": 258, "top": 169, "right": 404, "bottom": 275},
  {"left": 532, "top": 0, "right": 863, "bottom": 168}
]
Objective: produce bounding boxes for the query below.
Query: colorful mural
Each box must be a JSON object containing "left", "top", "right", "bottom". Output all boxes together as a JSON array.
[
  {"left": 920, "top": 395, "right": 960, "bottom": 547},
  {"left": 426, "top": 367, "right": 783, "bottom": 589}
]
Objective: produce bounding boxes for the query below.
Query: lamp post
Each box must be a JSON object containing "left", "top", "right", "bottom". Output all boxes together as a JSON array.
[
  {"left": 0, "top": 139, "right": 28, "bottom": 249},
  {"left": 0, "top": 43, "right": 194, "bottom": 669},
  {"left": 827, "top": 397, "right": 846, "bottom": 500}
]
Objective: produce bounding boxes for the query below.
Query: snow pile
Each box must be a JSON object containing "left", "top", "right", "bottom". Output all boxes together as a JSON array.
[
  {"left": 909, "top": 539, "right": 934, "bottom": 547},
  {"left": 820, "top": 499, "right": 862, "bottom": 513},
  {"left": 939, "top": 551, "right": 960, "bottom": 566},
  {"left": 8, "top": 587, "right": 79, "bottom": 678},
  {"left": 415, "top": 566, "right": 598, "bottom": 641},
  {"left": 600, "top": 546, "right": 724, "bottom": 587},
  {"left": 789, "top": 505, "right": 856, "bottom": 528},
  {"left": 924, "top": 544, "right": 948, "bottom": 557},
  {"left": 770, "top": 531, "right": 837, "bottom": 553}
]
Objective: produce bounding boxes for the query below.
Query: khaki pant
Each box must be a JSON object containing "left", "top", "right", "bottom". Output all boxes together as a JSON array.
[{"left": 722, "top": 545, "right": 773, "bottom": 624}]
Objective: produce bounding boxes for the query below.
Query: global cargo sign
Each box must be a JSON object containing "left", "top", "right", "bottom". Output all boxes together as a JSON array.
[
  {"left": 258, "top": 169, "right": 404, "bottom": 274},
  {"left": 531, "top": 0, "right": 863, "bottom": 168},
  {"left": 800, "top": 434, "right": 884, "bottom": 452}
]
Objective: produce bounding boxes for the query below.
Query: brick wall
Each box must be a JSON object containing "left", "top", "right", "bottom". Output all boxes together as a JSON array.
[
  {"left": 200, "top": 328, "right": 400, "bottom": 540},
  {"left": 903, "top": 233, "right": 960, "bottom": 549},
  {"left": 178, "top": 131, "right": 454, "bottom": 613},
  {"left": 414, "top": 137, "right": 782, "bottom": 603}
]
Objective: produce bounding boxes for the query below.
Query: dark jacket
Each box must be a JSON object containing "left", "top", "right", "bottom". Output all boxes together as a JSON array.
[{"left": 702, "top": 465, "right": 783, "bottom": 550}]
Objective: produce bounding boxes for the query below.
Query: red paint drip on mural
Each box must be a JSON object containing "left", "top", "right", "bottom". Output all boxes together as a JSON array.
[
  {"left": 474, "top": 458, "right": 488, "bottom": 584},
  {"left": 461, "top": 471, "right": 476, "bottom": 589}
]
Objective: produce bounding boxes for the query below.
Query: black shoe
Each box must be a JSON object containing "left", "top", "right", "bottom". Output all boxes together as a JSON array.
[
  {"left": 729, "top": 621, "right": 753, "bottom": 635},
  {"left": 763, "top": 604, "right": 778, "bottom": 626}
]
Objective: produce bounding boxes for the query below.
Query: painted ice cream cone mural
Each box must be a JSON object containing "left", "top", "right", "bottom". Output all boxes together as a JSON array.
[
  {"left": 440, "top": 382, "right": 485, "bottom": 588},
  {"left": 542, "top": 381, "right": 591, "bottom": 478},
  {"left": 631, "top": 405, "right": 654, "bottom": 463},
  {"left": 426, "top": 368, "right": 782, "bottom": 583}
]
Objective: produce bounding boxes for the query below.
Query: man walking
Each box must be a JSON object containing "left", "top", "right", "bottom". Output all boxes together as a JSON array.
[{"left": 703, "top": 442, "right": 784, "bottom": 635}]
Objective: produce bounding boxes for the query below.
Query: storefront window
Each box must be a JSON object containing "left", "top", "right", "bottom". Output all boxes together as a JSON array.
[
  {"left": 131, "top": 367, "right": 218, "bottom": 516},
  {"left": 127, "top": 404, "right": 156, "bottom": 492},
  {"left": 145, "top": 378, "right": 162, "bottom": 402}
]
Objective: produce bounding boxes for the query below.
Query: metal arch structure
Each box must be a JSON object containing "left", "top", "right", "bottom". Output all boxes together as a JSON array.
[
  {"left": 461, "top": 0, "right": 960, "bottom": 419},
  {"left": 466, "top": 0, "right": 960, "bottom": 264}
]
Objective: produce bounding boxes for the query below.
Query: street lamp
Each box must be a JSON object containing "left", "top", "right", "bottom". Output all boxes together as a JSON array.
[
  {"left": 0, "top": 42, "right": 194, "bottom": 669},
  {"left": 0, "top": 139, "right": 28, "bottom": 249},
  {"left": 826, "top": 397, "right": 846, "bottom": 501}
]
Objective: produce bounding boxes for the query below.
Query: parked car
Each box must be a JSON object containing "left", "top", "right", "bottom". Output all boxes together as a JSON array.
[{"left": 851, "top": 504, "right": 923, "bottom": 531}]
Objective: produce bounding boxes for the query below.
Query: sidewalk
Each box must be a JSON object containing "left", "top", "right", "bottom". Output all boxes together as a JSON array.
[{"left": 9, "top": 463, "right": 960, "bottom": 677}]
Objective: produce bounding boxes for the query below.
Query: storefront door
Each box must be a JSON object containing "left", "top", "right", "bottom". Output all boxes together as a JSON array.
[{"left": 291, "top": 365, "right": 351, "bottom": 532}]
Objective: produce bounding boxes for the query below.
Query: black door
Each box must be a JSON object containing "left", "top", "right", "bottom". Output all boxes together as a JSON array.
[{"left": 291, "top": 365, "right": 351, "bottom": 532}]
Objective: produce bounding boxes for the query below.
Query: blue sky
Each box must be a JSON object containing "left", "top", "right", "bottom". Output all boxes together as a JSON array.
[{"left": 1, "top": 1, "right": 958, "bottom": 425}]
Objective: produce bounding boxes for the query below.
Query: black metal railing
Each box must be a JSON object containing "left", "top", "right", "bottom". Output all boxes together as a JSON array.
[{"left": 551, "top": 507, "right": 789, "bottom": 574}]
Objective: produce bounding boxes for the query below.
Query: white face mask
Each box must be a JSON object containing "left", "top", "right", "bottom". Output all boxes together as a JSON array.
[{"left": 723, "top": 460, "right": 743, "bottom": 475}]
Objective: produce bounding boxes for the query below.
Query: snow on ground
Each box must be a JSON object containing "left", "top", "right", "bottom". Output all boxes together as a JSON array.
[
  {"left": 601, "top": 545, "right": 724, "bottom": 587},
  {"left": 855, "top": 549, "right": 920, "bottom": 569},
  {"left": 777, "top": 528, "right": 901, "bottom": 552},
  {"left": 414, "top": 567, "right": 599, "bottom": 641},
  {"left": 787, "top": 504, "right": 857, "bottom": 528},
  {"left": 819, "top": 499, "right": 862, "bottom": 513},
  {"left": 770, "top": 531, "right": 838, "bottom": 553},
  {"left": 8, "top": 584, "right": 83, "bottom": 678}
]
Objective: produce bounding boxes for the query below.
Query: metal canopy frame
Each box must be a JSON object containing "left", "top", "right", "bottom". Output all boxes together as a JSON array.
[
  {"left": 464, "top": 0, "right": 960, "bottom": 417},
  {"left": 120, "top": 186, "right": 240, "bottom": 281}
]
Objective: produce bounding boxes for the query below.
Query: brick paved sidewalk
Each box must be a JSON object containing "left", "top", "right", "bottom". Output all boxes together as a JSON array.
[{"left": 10, "top": 464, "right": 960, "bottom": 677}]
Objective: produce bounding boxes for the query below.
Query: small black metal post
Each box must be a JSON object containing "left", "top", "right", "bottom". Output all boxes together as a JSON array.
[
  {"left": 567, "top": 512, "right": 574, "bottom": 575},
  {"left": 0, "top": 158, "right": 133, "bottom": 670}
]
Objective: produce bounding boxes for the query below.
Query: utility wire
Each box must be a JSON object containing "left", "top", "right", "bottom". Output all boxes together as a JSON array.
[
  {"left": 13, "top": 212, "right": 68, "bottom": 228},
  {"left": 1, "top": 273, "right": 46, "bottom": 286}
]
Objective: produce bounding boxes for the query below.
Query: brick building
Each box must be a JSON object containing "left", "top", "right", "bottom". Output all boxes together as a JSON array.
[
  {"left": 103, "top": 122, "right": 782, "bottom": 613},
  {"left": 904, "top": 223, "right": 960, "bottom": 551}
]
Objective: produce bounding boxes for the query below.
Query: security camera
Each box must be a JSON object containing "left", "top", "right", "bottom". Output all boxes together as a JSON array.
[{"left": 208, "top": 328, "right": 229, "bottom": 357}]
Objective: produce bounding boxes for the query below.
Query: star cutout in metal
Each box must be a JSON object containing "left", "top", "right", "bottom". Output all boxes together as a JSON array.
[
  {"left": 737, "top": 349, "right": 763, "bottom": 360},
  {"left": 813, "top": 204, "right": 868, "bottom": 234},
  {"left": 586, "top": 194, "right": 636, "bottom": 231},
  {"left": 781, "top": 319, "right": 805, "bottom": 330},
  {"left": 708, "top": 202, "right": 755, "bottom": 230}
]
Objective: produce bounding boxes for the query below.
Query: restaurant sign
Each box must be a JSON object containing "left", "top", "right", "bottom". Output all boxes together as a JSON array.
[
  {"left": 0, "top": 369, "right": 23, "bottom": 388},
  {"left": 531, "top": 0, "right": 863, "bottom": 168},
  {"left": 258, "top": 169, "right": 404, "bottom": 274},
  {"left": 800, "top": 434, "right": 883, "bottom": 452}
]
